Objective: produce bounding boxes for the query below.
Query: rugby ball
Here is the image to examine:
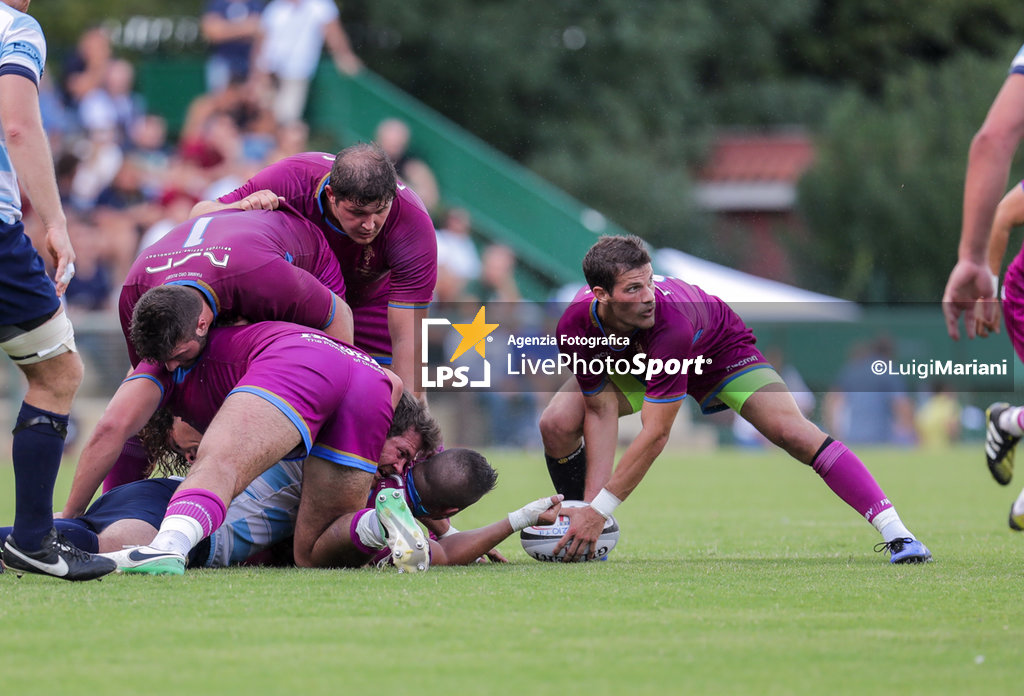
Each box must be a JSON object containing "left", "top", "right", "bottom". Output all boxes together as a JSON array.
[{"left": 520, "top": 500, "right": 619, "bottom": 562}]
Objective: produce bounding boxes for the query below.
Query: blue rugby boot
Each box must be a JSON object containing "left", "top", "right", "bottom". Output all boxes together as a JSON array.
[{"left": 874, "top": 537, "right": 932, "bottom": 564}]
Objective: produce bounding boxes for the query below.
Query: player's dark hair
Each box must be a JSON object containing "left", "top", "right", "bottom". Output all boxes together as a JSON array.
[
  {"left": 329, "top": 143, "right": 397, "bottom": 208},
  {"left": 418, "top": 448, "right": 497, "bottom": 512},
  {"left": 130, "top": 285, "right": 205, "bottom": 363},
  {"left": 137, "top": 408, "right": 190, "bottom": 478},
  {"left": 388, "top": 390, "right": 442, "bottom": 457},
  {"left": 582, "top": 234, "right": 652, "bottom": 293}
]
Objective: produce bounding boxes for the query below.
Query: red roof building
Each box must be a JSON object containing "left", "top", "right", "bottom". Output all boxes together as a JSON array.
[{"left": 693, "top": 132, "right": 816, "bottom": 282}]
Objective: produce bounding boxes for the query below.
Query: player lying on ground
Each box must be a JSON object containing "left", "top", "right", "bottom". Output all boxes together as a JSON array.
[
  {"left": 5, "top": 416, "right": 560, "bottom": 570},
  {"left": 541, "top": 235, "right": 931, "bottom": 564}
]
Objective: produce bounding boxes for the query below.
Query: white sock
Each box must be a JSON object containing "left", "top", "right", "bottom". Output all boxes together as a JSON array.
[
  {"left": 150, "top": 514, "right": 204, "bottom": 556},
  {"left": 354, "top": 510, "right": 385, "bottom": 549},
  {"left": 871, "top": 508, "right": 913, "bottom": 543},
  {"left": 999, "top": 407, "right": 1024, "bottom": 437},
  {"left": 1013, "top": 493, "right": 1024, "bottom": 519}
]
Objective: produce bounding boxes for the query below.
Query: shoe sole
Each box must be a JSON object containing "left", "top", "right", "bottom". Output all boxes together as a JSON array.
[
  {"left": 985, "top": 403, "right": 1016, "bottom": 486},
  {"left": 376, "top": 491, "right": 429, "bottom": 573},
  {"left": 120, "top": 558, "right": 186, "bottom": 576},
  {"left": 892, "top": 555, "right": 933, "bottom": 564}
]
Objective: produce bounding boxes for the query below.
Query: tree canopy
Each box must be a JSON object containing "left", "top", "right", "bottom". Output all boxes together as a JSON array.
[{"left": 30, "top": 0, "right": 1024, "bottom": 300}]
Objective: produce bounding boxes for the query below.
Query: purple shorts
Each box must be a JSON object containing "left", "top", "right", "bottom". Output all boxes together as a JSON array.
[{"left": 229, "top": 333, "right": 394, "bottom": 473}]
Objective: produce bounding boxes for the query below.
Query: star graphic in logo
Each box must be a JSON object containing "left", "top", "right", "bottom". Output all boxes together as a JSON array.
[{"left": 449, "top": 306, "right": 499, "bottom": 361}]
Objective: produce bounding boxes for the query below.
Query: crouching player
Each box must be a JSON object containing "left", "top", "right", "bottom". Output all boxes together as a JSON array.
[{"left": 542, "top": 235, "right": 931, "bottom": 564}]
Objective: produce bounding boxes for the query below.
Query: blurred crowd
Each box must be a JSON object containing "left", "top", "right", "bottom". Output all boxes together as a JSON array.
[{"left": 32, "top": 16, "right": 511, "bottom": 312}]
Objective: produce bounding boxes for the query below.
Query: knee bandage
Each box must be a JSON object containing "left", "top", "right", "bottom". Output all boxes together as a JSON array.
[{"left": 0, "top": 310, "right": 77, "bottom": 365}]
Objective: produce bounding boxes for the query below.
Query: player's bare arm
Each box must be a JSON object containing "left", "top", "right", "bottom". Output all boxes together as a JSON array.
[
  {"left": 63, "top": 378, "right": 162, "bottom": 518},
  {"left": 945, "top": 74, "right": 1024, "bottom": 339},
  {"left": 0, "top": 72, "right": 73, "bottom": 294},
  {"left": 557, "top": 398, "right": 680, "bottom": 562},
  {"left": 323, "top": 294, "right": 355, "bottom": 345},
  {"left": 430, "top": 495, "right": 562, "bottom": 566},
  {"left": 580, "top": 388, "right": 620, "bottom": 501},
  {"left": 190, "top": 190, "right": 283, "bottom": 218},
  {"left": 977, "top": 184, "right": 1024, "bottom": 336},
  {"left": 388, "top": 305, "right": 425, "bottom": 400}
]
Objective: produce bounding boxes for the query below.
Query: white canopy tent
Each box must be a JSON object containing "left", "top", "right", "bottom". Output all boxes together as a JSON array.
[{"left": 652, "top": 247, "right": 860, "bottom": 322}]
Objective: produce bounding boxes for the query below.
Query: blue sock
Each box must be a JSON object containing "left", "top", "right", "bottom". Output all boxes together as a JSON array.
[{"left": 11, "top": 402, "right": 69, "bottom": 551}]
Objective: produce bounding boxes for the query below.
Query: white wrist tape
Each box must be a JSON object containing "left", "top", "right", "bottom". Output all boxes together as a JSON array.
[
  {"left": 990, "top": 270, "right": 1000, "bottom": 299},
  {"left": 439, "top": 525, "right": 460, "bottom": 539},
  {"left": 589, "top": 488, "right": 622, "bottom": 520},
  {"left": 508, "top": 497, "right": 557, "bottom": 532}
]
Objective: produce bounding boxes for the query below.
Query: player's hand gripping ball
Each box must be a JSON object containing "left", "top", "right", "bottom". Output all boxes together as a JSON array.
[{"left": 520, "top": 500, "right": 619, "bottom": 562}]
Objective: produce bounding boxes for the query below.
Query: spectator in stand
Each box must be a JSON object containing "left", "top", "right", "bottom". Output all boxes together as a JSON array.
[
  {"left": 470, "top": 243, "right": 522, "bottom": 303},
  {"left": 77, "top": 58, "right": 144, "bottom": 147},
  {"left": 127, "top": 114, "right": 172, "bottom": 176},
  {"left": 253, "top": 0, "right": 361, "bottom": 126},
  {"left": 67, "top": 126, "right": 123, "bottom": 211},
  {"left": 63, "top": 212, "right": 113, "bottom": 313},
  {"left": 137, "top": 189, "right": 200, "bottom": 251},
  {"left": 375, "top": 117, "right": 440, "bottom": 215},
  {"left": 434, "top": 207, "right": 480, "bottom": 305},
  {"left": 914, "top": 384, "right": 961, "bottom": 450},
  {"left": 92, "top": 155, "right": 161, "bottom": 286},
  {"left": 824, "top": 337, "right": 916, "bottom": 446},
  {"left": 61, "top": 25, "right": 112, "bottom": 118},
  {"left": 200, "top": 0, "right": 265, "bottom": 93},
  {"left": 265, "top": 120, "right": 309, "bottom": 164}
]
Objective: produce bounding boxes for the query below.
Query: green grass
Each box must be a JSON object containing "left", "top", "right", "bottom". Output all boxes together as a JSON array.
[{"left": 1, "top": 443, "right": 1022, "bottom": 695}]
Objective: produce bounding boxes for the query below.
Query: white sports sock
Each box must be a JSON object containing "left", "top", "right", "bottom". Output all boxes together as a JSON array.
[
  {"left": 150, "top": 514, "right": 204, "bottom": 556},
  {"left": 1012, "top": 492, "right": 1024, "bottom": 520},
  {"left": 871, "top": 508, "right": 913, "bottom": 543},
  {"left": 354, "top": 510, "right": 385, "bottom": 549},
  {"left": 999, "top": 407, "right": 1024, "bottom": 437}
]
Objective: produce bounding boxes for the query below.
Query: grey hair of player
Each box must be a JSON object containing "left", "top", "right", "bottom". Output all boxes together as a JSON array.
[
  {"left": 130, "top": 285, "right": 205, "bottom": 363},
  {"left": 329, "top": 143, "right": 397, "bottom": 208},
  {"left": 388, "top": 390, "right": 442, "bottom": 458},
  {"left": 582, "top": 234, "right": 652, "bottom": 294},
  {"left": 414, "top": 448, "right": 498, "bottom": 513}
]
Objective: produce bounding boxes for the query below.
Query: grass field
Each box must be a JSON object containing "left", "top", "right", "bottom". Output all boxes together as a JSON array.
[{"left": 0, "top": 443, "right": 1022, "bottom": 695}]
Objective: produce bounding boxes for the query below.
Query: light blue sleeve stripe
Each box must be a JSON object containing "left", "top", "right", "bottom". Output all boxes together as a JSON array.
[
  {"left": 308, "top": 445, "right": 378, "bottom": 473},
  {"left": 123, "top": 372, "right": 166, "bottom": 397}
]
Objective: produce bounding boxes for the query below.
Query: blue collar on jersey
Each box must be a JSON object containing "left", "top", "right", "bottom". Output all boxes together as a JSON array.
[
  {"left": 405, "top": 470, "right": 431, "bottom": 518},
  {"left": 315, "top": 175, "right": 346, "bottom": 238}
]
